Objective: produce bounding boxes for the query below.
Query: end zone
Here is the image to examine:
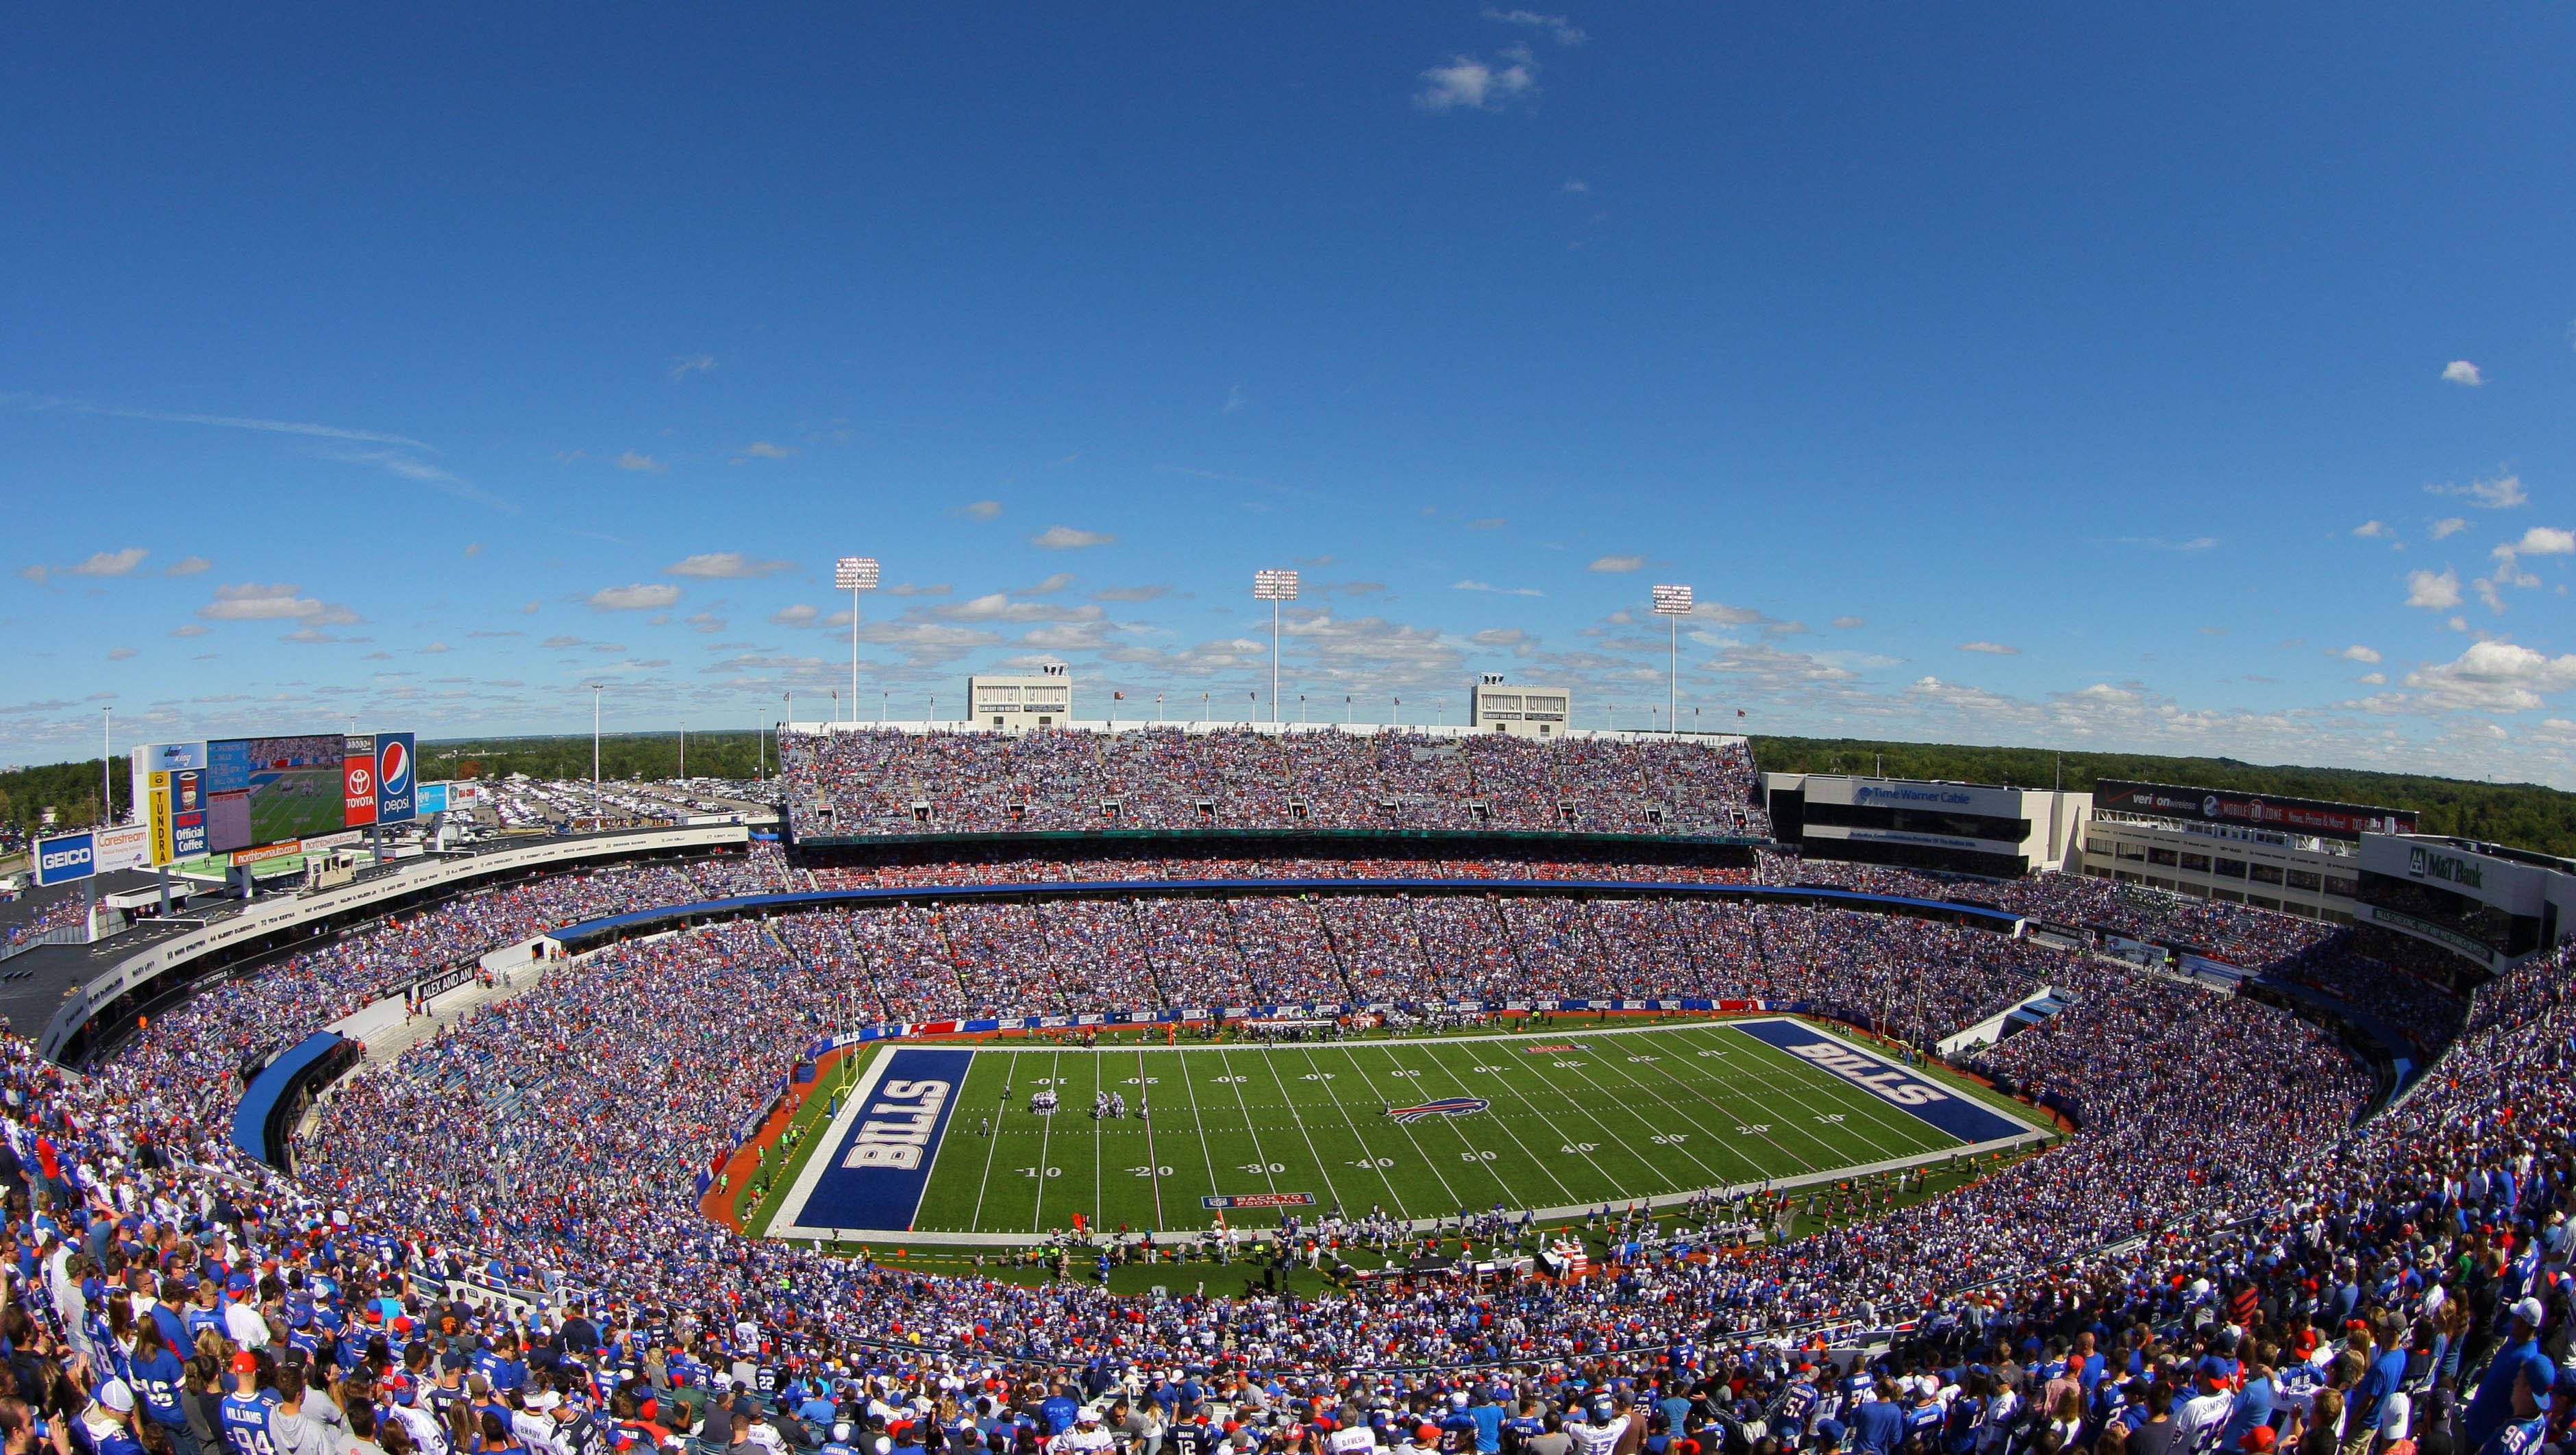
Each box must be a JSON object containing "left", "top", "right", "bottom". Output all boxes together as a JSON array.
[
  {"left": 1729, "top": 1017, "right": 2048, "bottom": 1145},
  {"left": 767, "top": 1045, "right": 973, "bottom": 1241}
]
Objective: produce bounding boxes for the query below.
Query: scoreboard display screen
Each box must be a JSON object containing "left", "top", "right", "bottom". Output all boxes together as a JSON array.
[{"left": 205, "top": 734, "right": 348, "bottom": 854}]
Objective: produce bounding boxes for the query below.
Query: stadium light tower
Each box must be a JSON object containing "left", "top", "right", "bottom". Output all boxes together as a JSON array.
[
  {"left": 589, "top": 684, "right": 605, "bottom": 787},
  {"left": 1252, "top": 569, "right": 1298, "bottom": 725},
  {"left": 835, "top": 556, "right": 880, "bottom": 731},
  {"left": 101, "top": 707, "right": 112, "bottom": 825},
  {"left": 1651, "top": 584, "right": 1693, "bottom": 740}
]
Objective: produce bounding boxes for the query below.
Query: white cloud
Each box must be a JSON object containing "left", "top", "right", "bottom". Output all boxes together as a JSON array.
[
  {"left": 1415, "top": 53, "right": 1537, "bottom": 112},
  {"left": 462, "top": 542, "right": 484, "bottom": 558},
  {"left": 420, "top": 641, "right": 452, "bottom": 654},
  {"left": 1031, "top": 525, "right": 1115, "bottom": 549},
  {"left": 1482, "top": 8, "right": 1587, "bottom": 44},
  {"left": 616, "top": 451, "right": 668, "bottom": 474},
  {"left": 2353, "top": 520, "right": 2393, "bottom": 539},
  {"left": 954, "top": 501, "right": 1004, "bottom": 521},
  {"left": 669, "top": 353, "right": 717, "bottom": 380},
  {"left": 169, "top": 623, "right": 208, "bottom": 638},
  {"left": 2401, "top": 640, "right": 2576, "bottom": 712},
  {"left": 1013, "top": 572, "right": 1076, "bottom": 597},
  {"left": 1562, "top": 178, "right": 1589, "bottom": 194},
  {"left": 2358, "top": 672, "right": 2388, "bottom": 686},
  {"left": 684, "top": 611, "right": 726, "bottom": 634},
  {"left": 196, "top": 582, "right": 360, "bottom": 625},
  {"left": 2425, "top": 471, "right": 2526, "bottom": 510},
  {"left": 2430, "top": 517, "right": 2469, "bottom": 540},
  {"left": 1223, "top": 383, "right": 1248, "bottom": 414},
  {"left": 1093, "top": 584, "right": 1171, "bottom": 603},
  {"left": 67, "top": 547, "right": 149, "bottom": 577},
  {"left": 666, "top": 552, "right": 796, "bottom": 579},
  {"left": 769, "top": 604, "right": 819, "bottom": 627},
  {"left": 1831, "top": 616, "right": 1868, "bottom": 630},
  {"left": 2499, "top": 527, "right": 2575, "bottom": 559},
  {"left": 1957, "top": 641, "right": 2021, "bottom": 656},
  {"left": 2441, "top": 360, "right": 2484, "bottom": 386},
  {"left": 2405, "top": 567, "right": 2462, "bottom": 610},
  {"left": 1587, "top": 554, "right": 1645, "bottom": 573},
  {"left": 2339, "top": 645, "right": 2383, "bottom": 664},
  {"left": 1452, "top": 580, "right": 1544, "bottom": 597},
  {"left": 587, "top": 584, "right": 683, "bottom": 611},
  {"left": 739, "top": 441, "right": 794, "bottom": 459},
  {"left": 106, "top": 646, "right": 136, "bottom": 661}
]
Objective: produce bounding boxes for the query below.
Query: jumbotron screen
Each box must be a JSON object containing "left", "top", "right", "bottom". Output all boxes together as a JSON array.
[{"left": 204, "top": 733, "right": 347, "bottom": 854}]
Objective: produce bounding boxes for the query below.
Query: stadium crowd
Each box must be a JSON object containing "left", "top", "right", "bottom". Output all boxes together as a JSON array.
[
  {"left": 780, "top": 730, "right": 1766, "bottom": 838},
  {"left": 0, "top": 808, "right": 2562, "bottom": 1455}
]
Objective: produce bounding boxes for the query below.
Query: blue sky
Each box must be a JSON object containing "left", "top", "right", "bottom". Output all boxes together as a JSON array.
[{"left": 7, "top": 7, "right": 2576, "bottom": 782}]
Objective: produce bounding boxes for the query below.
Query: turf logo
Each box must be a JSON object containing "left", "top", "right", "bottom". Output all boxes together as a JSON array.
[
  {"left": 1782, "top": 1041, "right": 1948, "bottom": 1106},
  {"left": 1525, "top": 1043, "right": 1584, "bottom": 1054},
  {"left": 1387, "top": 1095, "right": 1491, "bottom": 1123},
  {"left": 838, "top": 1078, "right": 953, "bottom": 1169}
]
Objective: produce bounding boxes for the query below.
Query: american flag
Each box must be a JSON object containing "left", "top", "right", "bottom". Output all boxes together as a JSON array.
[{"left": 1651, "top": 584, "right": 1694, "bottom": 615}]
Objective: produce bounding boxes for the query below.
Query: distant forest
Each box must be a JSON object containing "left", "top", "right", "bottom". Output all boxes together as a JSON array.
[
  {"left": 1750, "top": 735, "right": 2576, "bottom": 858},
  {"left": 5, "top": 730, "right": 2571, "bottom": 859}
]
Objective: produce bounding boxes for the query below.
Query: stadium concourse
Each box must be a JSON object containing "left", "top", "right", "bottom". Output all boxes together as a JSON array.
[{"left": 0, "top": 728, "right": 2562, "bottom": 1455}]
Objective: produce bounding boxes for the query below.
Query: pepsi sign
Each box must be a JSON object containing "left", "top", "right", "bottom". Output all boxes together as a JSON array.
[
  {"left": 374, "top": 732, "right": 417, "bottom": 823},
  {"left": 35, "top": 832, "right": 96, "bottom": 886}
]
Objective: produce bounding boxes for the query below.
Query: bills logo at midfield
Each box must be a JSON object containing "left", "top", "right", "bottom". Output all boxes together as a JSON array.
[{"left": 1386, "top": 1095, "right": 1490, "bottom": 1123}]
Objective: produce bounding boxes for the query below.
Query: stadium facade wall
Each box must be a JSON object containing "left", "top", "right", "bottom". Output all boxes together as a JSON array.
[{"left": 38, "top": 823, "right": 751, "bottom": 1065}]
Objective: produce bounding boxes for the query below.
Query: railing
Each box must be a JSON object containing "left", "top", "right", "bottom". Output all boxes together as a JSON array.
[{"left": 0, "top": 925, "right": 87, "bottom": 965}]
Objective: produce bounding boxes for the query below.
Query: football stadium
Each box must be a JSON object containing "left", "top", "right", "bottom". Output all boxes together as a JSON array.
[{"left": 9, "top": 14, "right": 2576, "bottom": 1455}]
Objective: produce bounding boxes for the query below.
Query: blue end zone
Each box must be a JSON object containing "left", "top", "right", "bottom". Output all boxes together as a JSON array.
[
  {"left": 1731, "top": 1019, "right": 2033, "bottom": 1144},
  {"left": 791, "top": 1047, "right": 974, "bottom": 1232}
]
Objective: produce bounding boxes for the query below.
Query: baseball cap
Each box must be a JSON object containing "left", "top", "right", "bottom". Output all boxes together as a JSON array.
[
  {"left": 2512, "top": 1297, "right": 2545, "bottom": 1326},
  {"left": 2240, "top": 1427, "right": 2276, "bottom": 1452},
  {"left": 97, "top": 1381, "right": 136, "bottom": 1414}
]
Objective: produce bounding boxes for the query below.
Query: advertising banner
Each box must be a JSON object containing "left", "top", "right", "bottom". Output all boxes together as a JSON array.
[
  {"left": 93, "top": 825, "right": 151, "bottom": 875},
  {"left": 2093, "top": 779, "right": 2414, "bottom": 841},
  {"left": 414, "top": 782, "right": 449, "bottom": 814},
  {"left": 129, "top": 741, "right": 207, "bottom": 825},
  {"left": 343, "top": 735, "right": 378, "bottom": 828},
  {"left": 230, "top": 840, "right": 302, "bottom": 869},
  {"left": 374, "top": 732, "right": 417, "bottom": 823},
  {"left": 34, "top": 833, "right": 95, "bottom": 886}
]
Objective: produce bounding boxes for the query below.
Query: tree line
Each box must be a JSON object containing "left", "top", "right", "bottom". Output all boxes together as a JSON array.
[{"left": 1749, "top": 735, "right": 2576, "bottom": 858}]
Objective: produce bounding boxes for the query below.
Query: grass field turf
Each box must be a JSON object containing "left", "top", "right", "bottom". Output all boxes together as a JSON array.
[{"left": 761, "top": 1018, "right": 2053, "bottom": 1243}]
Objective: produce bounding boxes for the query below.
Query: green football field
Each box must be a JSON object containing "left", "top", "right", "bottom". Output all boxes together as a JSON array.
[{"left": 760, "top": 1018, "right": 2053, "bottom": 1243}]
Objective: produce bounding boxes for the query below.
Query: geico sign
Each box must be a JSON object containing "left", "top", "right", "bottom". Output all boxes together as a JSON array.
[{"left": 40, "top": 845, "right": 91, "bottom": 873}]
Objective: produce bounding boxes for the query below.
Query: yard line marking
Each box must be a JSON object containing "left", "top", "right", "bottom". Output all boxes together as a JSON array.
[
  {"left": 1681, "top": 1021, "right": 1953, "bottom": 1165},
  {"left": 963, "top": 1049, "right": 1008, "bottom": 1230},
  {"left": 1333, "top": 1043, "right": 1474, "bottom": 1214},
  {"left": 1232, "top": 1045, "right": 1344, "bottom": 1214},
  {"left": 1462, "top": 1037, "right": 1697, "bottom": 1194},
  {"left": 1736, "top": 1020, "right": 1985, "bottom": 1154},
  {"left": 1089, "top": 1050, "right": 1105, "bottom": 1231},
  {"left": 1136, "top": 1047, "right": 1167, "bottom": 1227},
  {"left": 1405, "top": 1042, "right": 1583, "bottom": 1209},
  {"left": 1172, "top": 1042, "right": 1228, "bottom": 1207},
  {"left": 1288, "top": 1044, "right": 1417, "bottom": 1221},
  {"left": 1212, "top": 1047, "right": 1284, "bottom": 1196},
  {"left": 1028, "top": 1047, "right": 1064, "bottom": 1233},
  {"left": 1563, "top": 1033, "right": 1792, "bottom": 1186}
]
